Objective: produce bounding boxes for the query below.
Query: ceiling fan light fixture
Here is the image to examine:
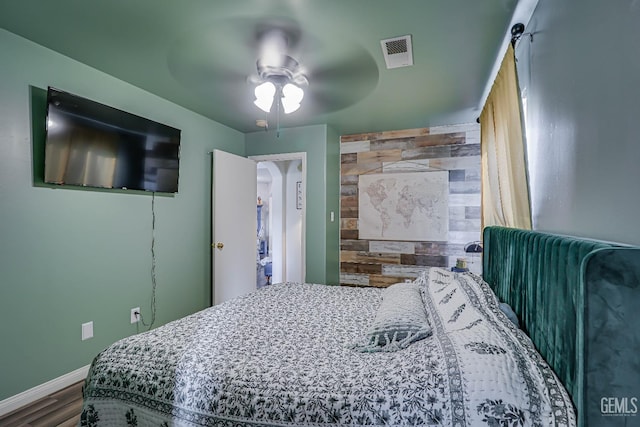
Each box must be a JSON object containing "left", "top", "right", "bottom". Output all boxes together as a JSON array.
[
  {"left": 253, "top": 51, "right": 308, "bottom": 115},
  {"left": 281, "top": 83, "right": 304, "bottom": 114},
  {"left": 254, "top": 81, "right": 276, "bottom": 113},
  {"left": 254, "top": 97, "right": 273, "bottom": 113},
  {"left": 283, "top": 83, "right": 304, "bottom": 104},
  {"left": 281, "top": 99, "right": 300, "bottom": 114}
]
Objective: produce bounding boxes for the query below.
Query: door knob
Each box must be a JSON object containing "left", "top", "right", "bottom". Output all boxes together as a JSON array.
[{"left": 215, "top": 242, "right": 224, "bottom": 250}]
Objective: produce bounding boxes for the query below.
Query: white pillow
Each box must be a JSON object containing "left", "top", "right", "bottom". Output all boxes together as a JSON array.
[{"left": 350, "top": 282, "right": 432, "bottom": 352}]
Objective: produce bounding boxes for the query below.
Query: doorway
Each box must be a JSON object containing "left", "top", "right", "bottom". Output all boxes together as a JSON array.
[{"left": 250, "top": 153, "right": 306, "bottom": 287}]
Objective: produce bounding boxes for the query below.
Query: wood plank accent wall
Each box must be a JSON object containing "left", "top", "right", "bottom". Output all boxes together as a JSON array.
[{"left": 340, "top": 124, "right": 481, "bottom": 287}]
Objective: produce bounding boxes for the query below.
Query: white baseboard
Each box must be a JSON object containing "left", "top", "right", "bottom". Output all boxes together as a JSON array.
[{"left": 0, "top": 364, "right": 90, "bottom": 417}]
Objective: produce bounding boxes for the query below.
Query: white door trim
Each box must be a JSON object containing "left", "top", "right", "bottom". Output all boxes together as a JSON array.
[{"left": 249, "top": 152, "right": 307, "bottom": 283}]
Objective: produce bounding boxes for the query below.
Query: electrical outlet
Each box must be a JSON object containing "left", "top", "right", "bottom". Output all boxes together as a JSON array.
[{"left": 131, "top": 307, "right": 140, "bottom": 324}]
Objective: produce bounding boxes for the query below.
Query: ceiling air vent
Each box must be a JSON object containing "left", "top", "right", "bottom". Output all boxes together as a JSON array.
[{"left": 380, "top": 35, "right": 413, "bottom": 69}]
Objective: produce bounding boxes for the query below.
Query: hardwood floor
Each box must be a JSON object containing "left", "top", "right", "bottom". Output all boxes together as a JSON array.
[{"left": 0, "top": 381, "right": 83, "bottom": 427}]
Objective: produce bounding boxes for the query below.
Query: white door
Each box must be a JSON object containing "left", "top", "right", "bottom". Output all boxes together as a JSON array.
[{"left": 212, "top": 150, "right": 257, "bottom": 305}]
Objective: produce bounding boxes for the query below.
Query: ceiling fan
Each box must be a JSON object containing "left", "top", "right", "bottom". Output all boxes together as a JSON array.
[
  {"left": 249, "top": 28, "right": 309, "bottom": 115},
  {"left": 166, "top": 16, "right": 379, "bottom": 130}
]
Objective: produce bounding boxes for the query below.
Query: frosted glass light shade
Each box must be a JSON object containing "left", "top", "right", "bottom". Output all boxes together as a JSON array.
[
  {"left": 283, "top": 83, "right": 304, "bottom": 103},
  {"left": 282, "top": 83, "right": 304, "bottom": 114},
  {"left": 254, "top": 97, "right": 274, "bottom": 113},
  {"left": 254, "top": 82, "right": 276, "bottom": 113},
  {"left": 281, "top": 99, "right": 300, "bottom": 114}
]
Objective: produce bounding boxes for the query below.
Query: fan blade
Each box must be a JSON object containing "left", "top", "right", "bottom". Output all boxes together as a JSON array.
[
  {"left": 304, "top": 49, "right": 379, "bottom": 114},
  {"left": 167, "top": 16, "right": 309, "bottom": 89}
]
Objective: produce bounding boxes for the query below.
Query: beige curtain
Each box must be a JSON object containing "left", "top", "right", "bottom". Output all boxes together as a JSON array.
[{"left": 480, "top": 43, "right": 532, "bottom": 230}]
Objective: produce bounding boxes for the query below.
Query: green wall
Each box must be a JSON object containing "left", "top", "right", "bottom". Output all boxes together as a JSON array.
[
  {"left": 245, "top": 125, "right": 340, "bottom": 285},
  {"left": 0, "top": 28, "right": 341, "bottom": 403},
  {"left": 0, "top": 29, "right": 245, "bottom": 400},
  {"left": 324, "top": 125, "right": 341, "bottom": 285}
]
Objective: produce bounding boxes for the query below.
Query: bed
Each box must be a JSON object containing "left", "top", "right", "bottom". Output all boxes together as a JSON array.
[
  {"left": 482, "top": 227, "right": 640, "bottom": 427},
  {"left": 80, "top": 227, "right": 640, "bottom": 426}
]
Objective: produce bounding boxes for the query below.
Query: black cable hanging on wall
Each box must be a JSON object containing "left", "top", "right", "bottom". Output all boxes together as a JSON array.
[{"left": 137, "top": 192, "right": 158, "bottom": 332}]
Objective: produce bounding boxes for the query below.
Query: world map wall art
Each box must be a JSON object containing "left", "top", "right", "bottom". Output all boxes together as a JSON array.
[{"left": 358, "top": 171, "right": 449, "bottom": 242}]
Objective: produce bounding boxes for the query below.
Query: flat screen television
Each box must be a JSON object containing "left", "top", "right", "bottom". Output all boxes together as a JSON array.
[{"left": 44, "top": 87, "right": 181, "bottom": 193}]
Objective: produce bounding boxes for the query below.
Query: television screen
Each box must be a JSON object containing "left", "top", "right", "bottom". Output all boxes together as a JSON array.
[{"left": 44, "top": 87, "right": 181, "bottom": 193}]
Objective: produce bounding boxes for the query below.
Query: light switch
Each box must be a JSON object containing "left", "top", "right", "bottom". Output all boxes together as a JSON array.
[{"left": 82, "top": 321, "right": 93, "bottom": 341}]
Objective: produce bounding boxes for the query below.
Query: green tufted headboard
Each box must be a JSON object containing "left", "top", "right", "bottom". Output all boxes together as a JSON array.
[{"left": 482, "top": 226, "right": 640, "bottom": 427}]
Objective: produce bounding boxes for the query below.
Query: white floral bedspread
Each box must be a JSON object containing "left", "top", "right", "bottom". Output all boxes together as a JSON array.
[{"left": 80, "top": 270, "right": 576, "bottom": 426}]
